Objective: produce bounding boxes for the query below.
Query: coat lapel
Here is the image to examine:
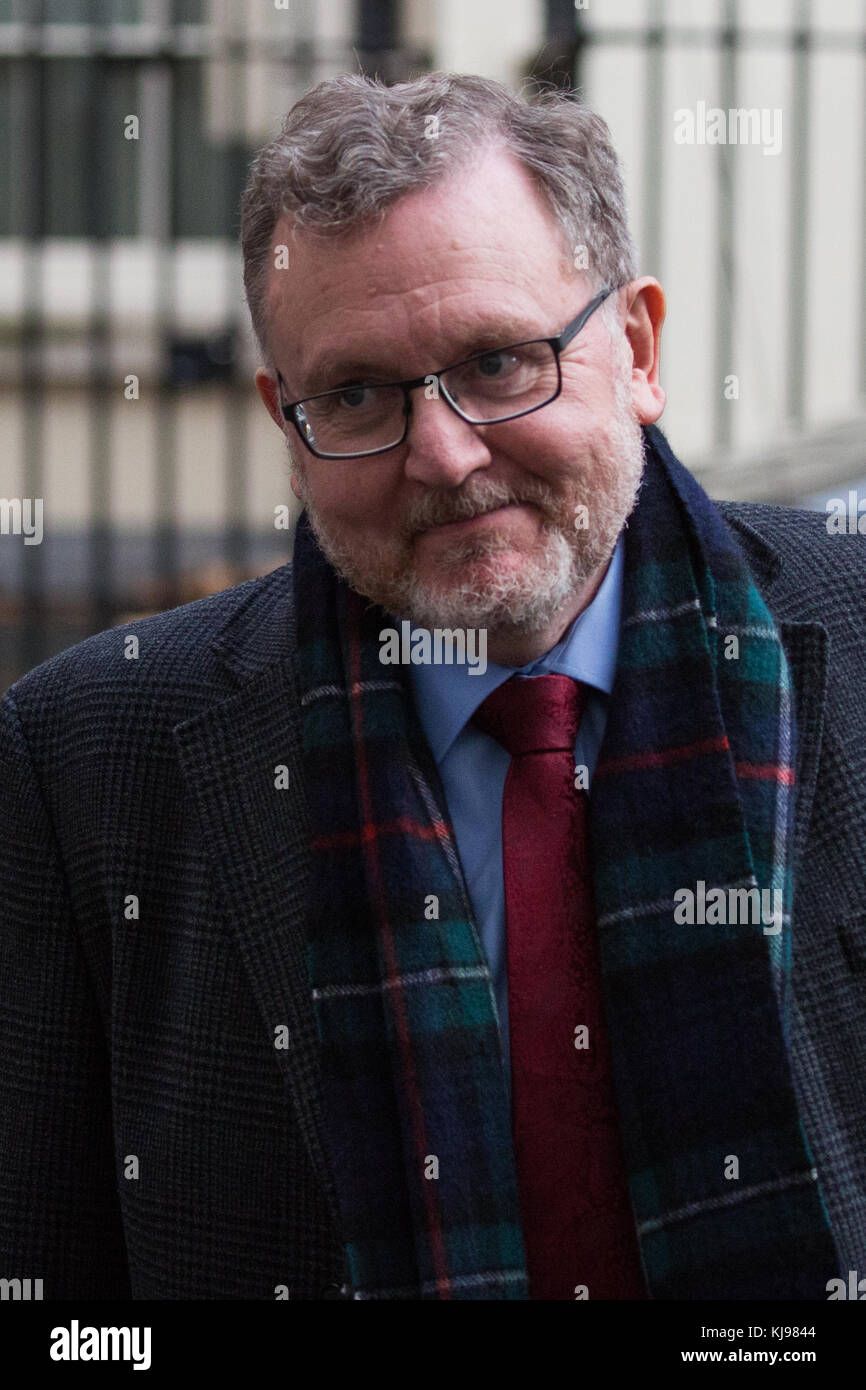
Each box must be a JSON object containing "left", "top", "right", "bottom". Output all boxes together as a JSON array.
[
  {"left": 719, "top": 514, "right": 840, "bottom": 1229},
  {"left": 719, "top": 508, "right": 829, "bottom": 892},
  {"left": 170, "top": 565, "right": 342, "bottom": 1236},
  {"left": 778, "top": 619, "right": 829, "bottom": 892}
]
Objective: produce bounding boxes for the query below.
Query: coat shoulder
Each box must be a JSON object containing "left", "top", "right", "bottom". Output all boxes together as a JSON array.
[
  {"left": 716, "top": 499, "right": 866, "bottom": 618},
  {"left": 717, "top": 498, "right": 855, "bottom": 553},
  {"left": 3, "top": 561, "right": 295, "bottom": 744}
]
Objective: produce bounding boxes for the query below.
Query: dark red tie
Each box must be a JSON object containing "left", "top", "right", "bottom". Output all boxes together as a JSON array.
[{"left": 473, "top": 673, "right": 647, "bottom": 1300}]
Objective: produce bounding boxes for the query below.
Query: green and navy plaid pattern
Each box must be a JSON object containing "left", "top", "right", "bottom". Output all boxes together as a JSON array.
[
  {"left": 292, "top": 422, "right": 839, "bottom": 1299},
  {"left": 294, "top": 528, "right": 527, "bottom": 1300},
  {"left": 587, "top": 424, "right": 838, "bottom": 1297}
]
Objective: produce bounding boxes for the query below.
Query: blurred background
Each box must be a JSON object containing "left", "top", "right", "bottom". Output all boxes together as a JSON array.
[{"left": 1, "top": 0, "right": 864, "bottom": 691}]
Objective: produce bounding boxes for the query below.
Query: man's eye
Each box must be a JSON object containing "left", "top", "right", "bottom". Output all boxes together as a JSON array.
[
  {"left": 314, "top": 385, "right": 372, "bottom": 413},
  {"left": 475, "top": 351, "right": 519, "bottom": 378},
  {"left": 336, "top": 385, "right": 373, "bottom": 408}
]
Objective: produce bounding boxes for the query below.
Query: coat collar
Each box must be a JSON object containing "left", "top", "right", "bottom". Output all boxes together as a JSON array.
[{"left": 207, "top": 561, "right": 296, "bottom": 687}]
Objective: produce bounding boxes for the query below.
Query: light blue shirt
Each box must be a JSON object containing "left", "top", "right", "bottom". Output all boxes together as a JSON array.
[{"left": 407, "top": 533, "right": 624, "bottom": 1107}]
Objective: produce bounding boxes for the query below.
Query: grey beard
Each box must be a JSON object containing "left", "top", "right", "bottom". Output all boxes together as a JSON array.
[{"left": 295, "top": 382, "right": 646, "bottom": 637}]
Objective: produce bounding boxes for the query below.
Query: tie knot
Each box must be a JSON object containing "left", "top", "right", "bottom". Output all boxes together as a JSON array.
[{"left": 471, "top": 672, "right": 586, "bottom": 757}]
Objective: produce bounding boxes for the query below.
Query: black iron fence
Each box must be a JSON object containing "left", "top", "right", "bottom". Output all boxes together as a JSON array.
[
  {"left": 2, "top": 0, "right": 864, "bottom": 691},
  {"left": 0, "top": 0, "right": 429, "bottom": 689}
]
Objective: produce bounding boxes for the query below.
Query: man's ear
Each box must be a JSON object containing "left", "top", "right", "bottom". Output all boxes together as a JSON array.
[
  {"left": 620, "top": 277, "right": 666, "bottom": 424},
  {"left": 255, "top": 367, "right": 307, "bottom": 502},
  {"left": 289, "top": 468, "right": 306, "bottom": 503},
  {"left": 255, "top": 367, "right": 285, "bottom": 431}
]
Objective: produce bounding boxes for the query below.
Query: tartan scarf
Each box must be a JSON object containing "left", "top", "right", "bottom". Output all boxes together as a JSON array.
[{"left": 292, "top": 422, "right": 839, "bottom": 1299}]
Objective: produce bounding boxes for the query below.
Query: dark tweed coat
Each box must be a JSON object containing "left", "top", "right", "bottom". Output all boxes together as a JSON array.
[{"left": 2, "top": 500, "right": 866, "bottom": 1299}]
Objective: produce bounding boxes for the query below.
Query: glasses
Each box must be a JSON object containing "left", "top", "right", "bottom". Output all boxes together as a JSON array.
[{"left": 276, "top": 285, "right": 615, "bottom": 459}]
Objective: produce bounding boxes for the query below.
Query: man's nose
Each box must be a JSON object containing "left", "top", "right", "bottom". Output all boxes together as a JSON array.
[{"left": 401, "top": 385, "right": 493, "bottom": 488}]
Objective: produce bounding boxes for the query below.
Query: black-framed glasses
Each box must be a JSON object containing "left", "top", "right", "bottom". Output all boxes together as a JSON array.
[{"left": 275, "top": 285, "right": 616, "bottom": 459}]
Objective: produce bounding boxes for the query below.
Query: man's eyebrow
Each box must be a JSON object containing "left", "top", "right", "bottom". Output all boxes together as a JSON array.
[{"left": 297, "top": 318, "right": 546, "bottom": 394}]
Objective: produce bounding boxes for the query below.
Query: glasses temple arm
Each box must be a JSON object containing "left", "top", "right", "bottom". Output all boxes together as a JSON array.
[{"left": 555, "top": 285, "right": 616, "bottom": 352}]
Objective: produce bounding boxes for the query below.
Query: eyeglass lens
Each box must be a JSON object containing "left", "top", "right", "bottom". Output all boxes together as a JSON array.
[{"left": 294, "top": 340, "right": 560, "bottom": 456}]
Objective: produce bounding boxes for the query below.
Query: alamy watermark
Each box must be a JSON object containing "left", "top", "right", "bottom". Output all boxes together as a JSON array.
[
  {"left": 0, "top": 1276, "right": 42, "bottom": 1299},
  {"left": 674, "top": 102, "right": 782, "bottom": 157},
  {"left": 0, "top": 497, "right": 43, "bottom": 545},
  {"left": 379, "top": 622, "right": 487, "bottom": 675},
  {"left": 827, "top": 1270, "right": 866, "bottom": 1299},
  {"left": 825, "top": 491, "right": 866, "bottom": 535},
  {"left": 49, "top": 1320, "right": 151, "bottom": 1371},
  {"left": 673, "top": 881, "right": 782, "bottom": 935}
]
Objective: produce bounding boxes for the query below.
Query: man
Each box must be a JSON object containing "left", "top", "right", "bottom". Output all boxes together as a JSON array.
[{"left": 2, "top": 72, "right": 865, "bottom": 1302}]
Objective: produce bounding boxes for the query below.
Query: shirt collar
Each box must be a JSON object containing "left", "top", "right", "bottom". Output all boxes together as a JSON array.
[{"left": 407, "top": 531, "right": 624, "bottom": 765}]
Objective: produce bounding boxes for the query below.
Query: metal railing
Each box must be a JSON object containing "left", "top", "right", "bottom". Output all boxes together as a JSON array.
[
  {"left": 0, "top": 0, "right": 429, "bottom": 690},
  {"left": 2, "top": 0, "right": 864, "bottom": 691}
]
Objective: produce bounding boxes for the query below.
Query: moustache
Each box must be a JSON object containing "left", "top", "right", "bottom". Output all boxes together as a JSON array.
[{"left": 408, "top": 489, "right": 560, "bottom": 538}]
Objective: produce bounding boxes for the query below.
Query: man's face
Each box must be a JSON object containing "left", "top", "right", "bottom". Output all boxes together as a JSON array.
[{"left": 257, "top": 144, "right": 664, "bottom": 646}]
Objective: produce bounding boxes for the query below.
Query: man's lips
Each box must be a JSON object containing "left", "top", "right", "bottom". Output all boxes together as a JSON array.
[{"left": 417, "top": 502, "right": 526, "bottom": 538}]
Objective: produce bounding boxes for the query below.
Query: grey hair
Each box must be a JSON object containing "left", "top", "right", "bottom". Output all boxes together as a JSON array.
[{"left": 240, "top": 71, "right": 639, "bottom": 366}]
